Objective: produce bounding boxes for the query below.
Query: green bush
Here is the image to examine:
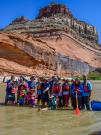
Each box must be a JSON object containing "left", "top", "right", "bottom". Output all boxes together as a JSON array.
[{"left": 87, "top": 72, "right": 101, "bottom": 80}]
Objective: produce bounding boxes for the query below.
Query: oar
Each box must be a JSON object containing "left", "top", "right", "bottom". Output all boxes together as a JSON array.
[{"left": 74, "top": 90, "right": 80, "bottom": 116}]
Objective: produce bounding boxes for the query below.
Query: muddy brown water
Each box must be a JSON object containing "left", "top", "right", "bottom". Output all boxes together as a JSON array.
[{"left": 0, "top": 82, "right": 101, "bottom": 135}]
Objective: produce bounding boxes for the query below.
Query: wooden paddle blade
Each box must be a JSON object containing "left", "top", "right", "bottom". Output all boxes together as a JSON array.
[{"left": 74, "top": 108, "right": 81, "bottom": 116}]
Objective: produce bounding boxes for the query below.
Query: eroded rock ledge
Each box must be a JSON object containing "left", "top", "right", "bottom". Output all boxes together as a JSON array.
[{"left": 0, "top": 32, "right": 100, "bottom": 76}]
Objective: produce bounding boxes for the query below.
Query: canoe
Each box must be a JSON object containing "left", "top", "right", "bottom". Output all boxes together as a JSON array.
[{"left": 91, "top": 100, "right": 101, "bottom": 111}]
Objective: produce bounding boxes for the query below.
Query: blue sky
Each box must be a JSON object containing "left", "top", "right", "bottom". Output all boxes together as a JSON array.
[{"left": 0, "top": 0, "right": 101, "bottom": 43}]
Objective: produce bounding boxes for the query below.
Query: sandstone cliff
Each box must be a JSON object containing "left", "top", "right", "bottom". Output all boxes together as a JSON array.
[
  {"left": 0, "top": 31, "right": 101, "bottom": 77},
  {"left": 0, "top": 3, "right": 101, "bottom": 77}
]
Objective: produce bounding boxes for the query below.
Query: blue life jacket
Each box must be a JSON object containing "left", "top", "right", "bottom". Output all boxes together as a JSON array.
[
  {"left": 28, "top": 81, "right": 37, "bottom": 89},
  {"left": 6, "top": 80, "right": 15, "bottom": 95},
  {"left": 71, "top": 84, "right": 83, "bottom": 97}
]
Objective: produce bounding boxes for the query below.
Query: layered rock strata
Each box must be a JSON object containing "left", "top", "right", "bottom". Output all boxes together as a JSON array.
[{"left": 0, "top": 3, "right": 101, "bottom": 76}]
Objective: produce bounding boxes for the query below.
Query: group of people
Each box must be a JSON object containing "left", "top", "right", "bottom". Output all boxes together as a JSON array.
[{"left": 5, "top": 75, "right": 92, "bottom": 111}]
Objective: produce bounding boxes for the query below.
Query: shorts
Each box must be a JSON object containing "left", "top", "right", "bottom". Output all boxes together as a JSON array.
[{"left": 37, "top": 90, "right": 42, "bottom": 95}]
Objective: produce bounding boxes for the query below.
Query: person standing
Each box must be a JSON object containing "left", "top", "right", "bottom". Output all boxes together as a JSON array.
[
  {"left": 52, "top": 79, "right": 62, "bottom": 108},
  {"left": 36, "top": 78, "right": 42, "bottom": 105},
  {"left": 5, "top": 76, "right": 16, "bottom": 105},
  {"left": 41, "top": 79, "right": 50, "bottom": 108},
  {"left": 17, "top": 84, "right": 27, "bottom": 106},
  {"left": 62, "top": 79, "right": 70, "bottom": 108},
  {"left": 71, "top": 78, "right": 83, "bottom": 110},
  {"left": 28, "top": 76, "right": 37, "bottom": 92},
  {"left": 82, "top": 75, "right": 92, "bottom": 110},
  {"left": 17, "top": 76, "right": 29, "bottom": 102}
]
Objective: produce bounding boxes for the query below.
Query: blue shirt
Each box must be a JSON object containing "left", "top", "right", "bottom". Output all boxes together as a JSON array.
[
  {"left": 28, "top": 81, "right": 37, "bottom": 89},
  {"left": 42, "top": 82, "right": 50, "bottom": 94},
  {"left": 6, "top": 80, "right": 15, "bottom": 95},
  {"left": 70, "top": 83, "right": 83, "bottom": 97}
]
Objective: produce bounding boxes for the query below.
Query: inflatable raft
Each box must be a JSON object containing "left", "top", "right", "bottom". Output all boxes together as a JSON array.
[{"left": 91, "top": 101, "right": 101, "bottom": 111}]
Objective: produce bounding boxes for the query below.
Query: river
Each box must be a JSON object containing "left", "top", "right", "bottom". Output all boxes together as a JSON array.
[{"left": 0, "top": 81, "right": 101, "bottom": 135}]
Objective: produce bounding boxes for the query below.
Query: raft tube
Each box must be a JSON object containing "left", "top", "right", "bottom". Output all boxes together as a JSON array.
[{"left": 91, "top": 100, "right": 101, "bottom": 111}]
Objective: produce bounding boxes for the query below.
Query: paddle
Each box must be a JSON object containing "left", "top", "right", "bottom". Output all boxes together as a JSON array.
[{"left": 74, "top": 90, "right": 80, "bottom": 116}]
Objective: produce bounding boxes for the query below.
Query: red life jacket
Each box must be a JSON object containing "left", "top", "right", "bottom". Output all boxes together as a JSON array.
[
  {"left": 62, "top": 84, "right": 70, "bottom": 92},
  {"left": 84, "top": 85, "right": 89, "bottom": 92},
  {"left": 11, "top": 88, "right": 16, "bottom": 94},
  {"left": 74, "top": 86, "right": 81, "bottom": 95},
  {"left": 53, "top": 84, "right": 61, "bottom": 93},
  {"left": 20, "top": 90, "right": 25, "bottom": 96}
]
